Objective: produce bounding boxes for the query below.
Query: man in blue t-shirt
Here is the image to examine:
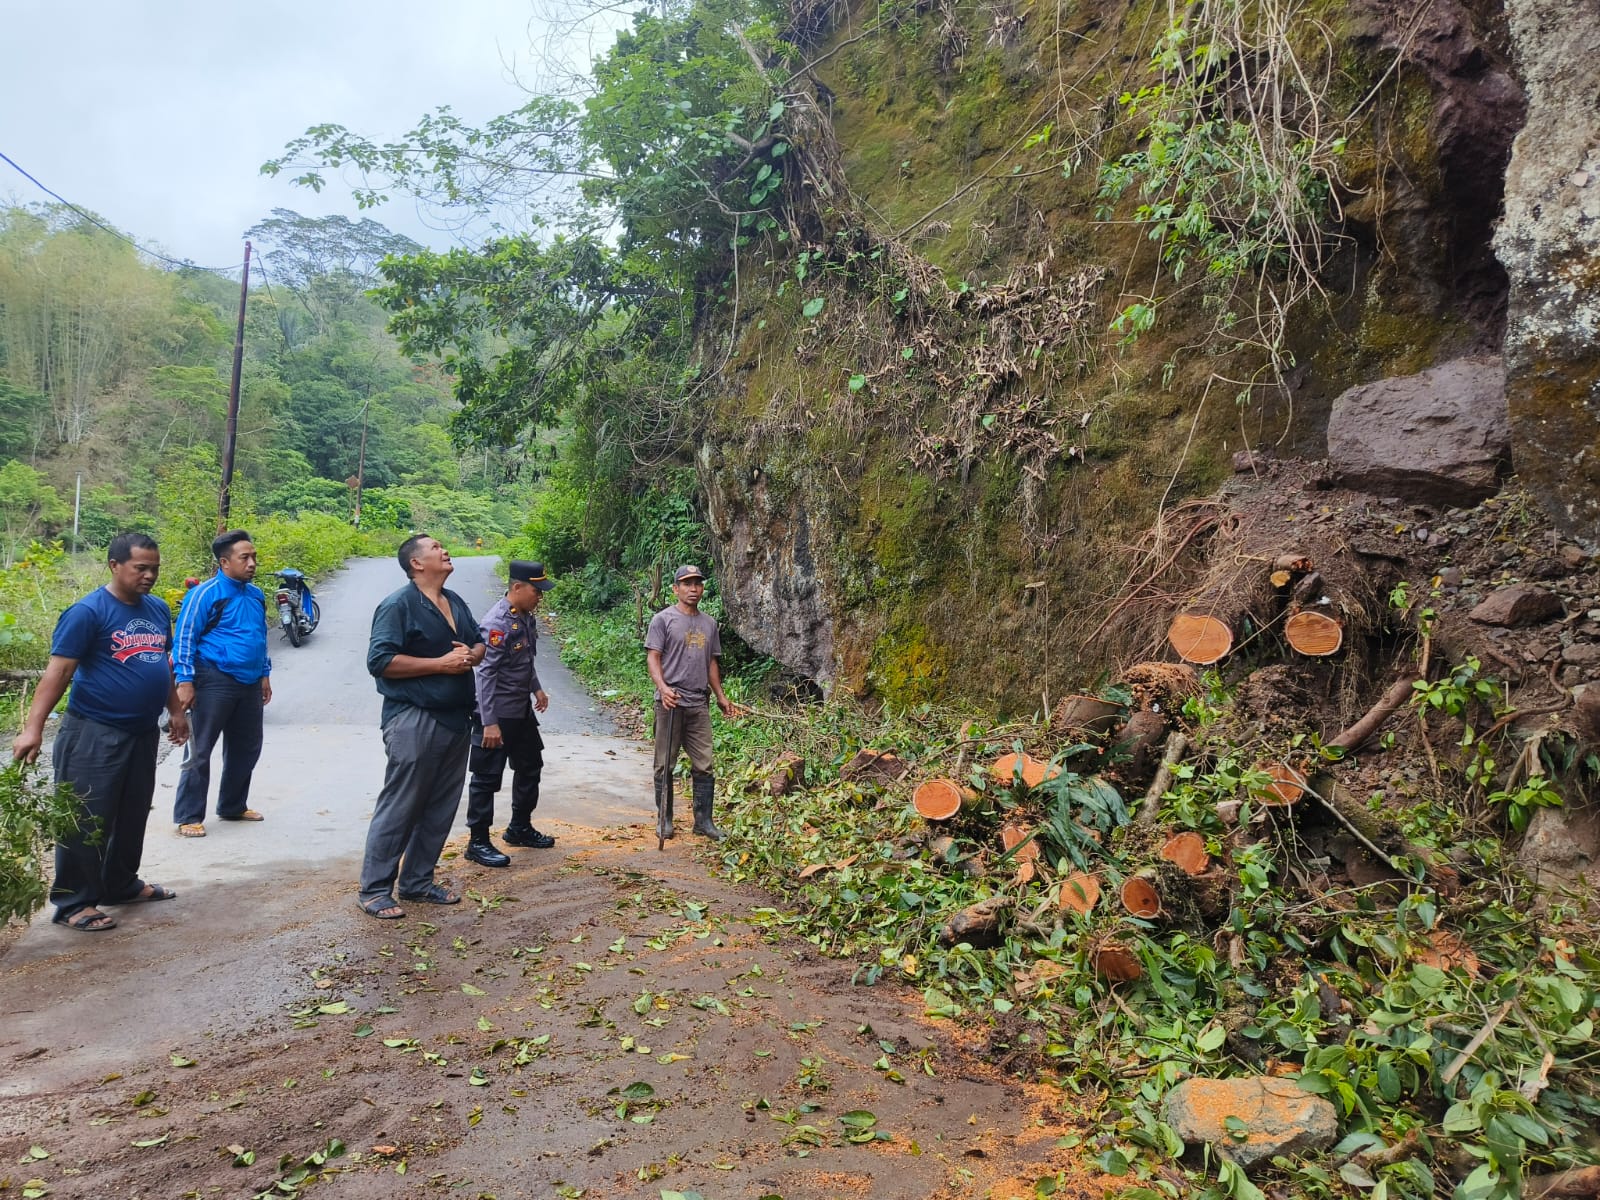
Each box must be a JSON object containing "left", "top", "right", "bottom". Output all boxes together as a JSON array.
[{"left": 11, "top": 533, "right": 191, "bottom": 932}]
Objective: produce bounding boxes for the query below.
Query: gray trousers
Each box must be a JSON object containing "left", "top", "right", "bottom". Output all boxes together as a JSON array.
[
  {"left": 359, "top": 706, "right": 470, "bottom": 904},
  {"left": 52, "top": 713, "right": 159, "bottom": 920}
]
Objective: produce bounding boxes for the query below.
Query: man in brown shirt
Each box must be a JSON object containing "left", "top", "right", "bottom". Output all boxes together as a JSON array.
[{"left": 644, "top": 564, "right": 735, "bottom": 840}]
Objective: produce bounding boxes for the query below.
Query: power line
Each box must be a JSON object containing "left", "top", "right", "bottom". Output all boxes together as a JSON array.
[{"left": 0, "top": 148, "right": 242, "bottom": 274}]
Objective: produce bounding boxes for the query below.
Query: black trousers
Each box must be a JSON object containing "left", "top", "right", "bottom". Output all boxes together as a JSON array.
[
  {"left": 173, "top": 662, "right": 264, "bottom": 824},
  {"left": 51, "top": 714, "right": 159, "bottom": 920},
  {"left": 466, "top": 715, "right": 543, "bottom": 835}
]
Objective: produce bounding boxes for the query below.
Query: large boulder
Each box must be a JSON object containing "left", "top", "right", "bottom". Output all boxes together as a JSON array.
[
  {"left": 1164, "top": 1076, "right": 1339, "bottom": 1170},
  {"left": 1326, "top": 357, "right": 1510, "bottom": 506},
  {"left": 1495, "top": 0, "right": 1600, "bottom": 540},
  {"left": 1470, "top": 583, "right": 1564, "bottom": 627}
]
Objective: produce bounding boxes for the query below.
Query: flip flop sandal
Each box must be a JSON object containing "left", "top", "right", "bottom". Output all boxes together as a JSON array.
[
  {"left": 177, "top": 823, "right": 206, "bottom": 837},
  {"left": 396, "top": 883, "right": 461, "bottom": 906},
  {"left": 53, "top": 909, "right": 117, "bottom": 932},
  {"left": 359, "top": 896, "right": 406, "bottom": 920},
  {"left": 219, "top": 810, "right": 265, "bottom": 821},
  {"left": 114, "top": 884, "right": 177, "bottom": 904}
]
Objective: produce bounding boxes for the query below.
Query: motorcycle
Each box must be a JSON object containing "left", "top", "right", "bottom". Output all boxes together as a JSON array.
[{"left": 273, "top": 568, "right": 320, "bottom": 647}]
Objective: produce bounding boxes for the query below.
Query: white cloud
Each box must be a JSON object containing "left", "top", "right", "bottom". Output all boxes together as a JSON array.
[{"left": 0, "top": 0, "right": 625, "bottom": 268}]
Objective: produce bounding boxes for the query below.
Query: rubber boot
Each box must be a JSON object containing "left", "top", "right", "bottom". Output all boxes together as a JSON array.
[
  {"left": 654, "top": 774, "right": 676, "bottom": 840},
  {"left": 691, "top": 772, "right": 724, "bottom": 840}
]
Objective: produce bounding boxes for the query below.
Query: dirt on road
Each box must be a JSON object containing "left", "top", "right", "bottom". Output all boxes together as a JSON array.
[
  {"left": 0, "top": 827, "right": 1097, "bottom": 1199},
  {"left": 0, "top": 557, "right": 1098, "bottom": 1200}
]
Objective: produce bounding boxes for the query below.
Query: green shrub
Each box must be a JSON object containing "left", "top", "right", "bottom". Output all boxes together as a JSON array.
[{"left": 1, "top": 762, "right": 87, "bottom": 923}]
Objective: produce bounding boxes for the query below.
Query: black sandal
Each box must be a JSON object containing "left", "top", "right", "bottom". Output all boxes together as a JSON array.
[
  {"left": 396, "top": 882, "right": 460, "bottom": 906},
  {"left": 53, "top": 908, "right": 117, "bottom": 932},
  {"left": 113, "top": 883, "right": 177, "bottom": 904},
  {"left": 359, "top": 895, "right": 406, "bottom": 920}
]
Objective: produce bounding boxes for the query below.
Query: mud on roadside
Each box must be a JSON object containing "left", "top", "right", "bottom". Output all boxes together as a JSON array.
[{"left": 0, "top": 825, "right": 1108, "bottom": 1199}]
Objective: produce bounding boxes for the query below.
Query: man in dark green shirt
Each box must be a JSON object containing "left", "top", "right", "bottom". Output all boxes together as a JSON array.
[{"left": 358, "top": 534, "right": 484, "bottom": 919}]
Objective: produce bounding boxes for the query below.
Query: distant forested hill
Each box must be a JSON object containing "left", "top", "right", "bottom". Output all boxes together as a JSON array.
[{"left": 0, "top": 204, "right": 532, "bottom": 567}]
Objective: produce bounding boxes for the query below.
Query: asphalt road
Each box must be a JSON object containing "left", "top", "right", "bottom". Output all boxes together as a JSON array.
[
  {"left": 0, "top": 554, "right": 654, "bottom": 1093},
  {"left": 140, "top": 553, "right": 649, "bottom": 891}
]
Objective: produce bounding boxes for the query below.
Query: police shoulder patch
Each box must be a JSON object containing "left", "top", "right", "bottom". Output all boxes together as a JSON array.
[{"left": 487, "top": 628, "right": 506, "bottom": 648}]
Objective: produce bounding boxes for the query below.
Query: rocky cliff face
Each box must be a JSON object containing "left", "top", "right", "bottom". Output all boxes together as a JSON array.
[
  {"left": 698, "top": 442, "right": 838, "bottom": 689},
  {"left": 697, "top": 0, "right": 1596, "bottom": 704},
  {"left": 1495, "top": 0, "right": 1600, "bottom": 539}
]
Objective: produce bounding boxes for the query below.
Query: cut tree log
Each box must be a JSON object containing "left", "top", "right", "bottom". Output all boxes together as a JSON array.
[
  {"left": 940, "top": 896, "right": 1011, "bottom": 948},
  {"left": 765, "top": 751, "right": 806, "bottom": 796},
  {"left": 1159, "top": 831, "right": 1210, "bottom": 875},
  {"left": 1111, "top": 710, "right": 1168, "bottom": 783},
  {"left": 912, "top": 778, "right": 976, "bottom": 821},
  {"left": 1285, "top": 607, "right": 1344, "bottom": 656},
  {"left": 1000, "top": 823, "right": 1041, "bottom": 862},
  {"left": 1256, "top": 761, "right": 1307, "bottom": 806},
  {"left": 841, "top": 749, "right": 907, "bottom": 786},
  {"left": 990, "top": 752, "right": 1055, "bottom": 789},
  {"left": 1050, "top": 694, "right": 1123, "bottom": 737},
  {"left": 1119, "top": 875, "right": 1162, "bottom": 919},
  {"left": 1091, "top": 940, "right": 1144, "bottom": 982},
  {"left": 1167, "top": 611, "right": 1236, "bottom": 664},
  {"left": 1123, "top": 662, "right": 1201, "bottom": 712},
  {"left": 1059, "top": 872, "right": 1101, "bottom": 915}
]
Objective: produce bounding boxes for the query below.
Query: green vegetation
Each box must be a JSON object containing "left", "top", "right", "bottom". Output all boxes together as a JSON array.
[
  {"left": 0, "top": 203, "right": 530, "bottom": 571},
  {"left": 704, "top": 694, "right": 1598, "bottom": 1200},
  {"left": 1095, "top": 0, "right": 1351, "bottom": 387},
  {"left": 0, "top": 761, "right": 86, "bottom": 923}
]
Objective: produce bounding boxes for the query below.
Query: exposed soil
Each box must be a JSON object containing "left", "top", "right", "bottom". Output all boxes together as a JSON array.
[{"left": 0, "top": 825, "right": 1113, "bottom": 1200}]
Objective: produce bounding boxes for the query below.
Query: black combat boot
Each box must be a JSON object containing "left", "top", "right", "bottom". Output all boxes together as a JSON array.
[
  {"left": 654, "top": 774, "right": 675, "bottom": 840},
  {"left": 465, "top": 829, "right": 510, "bottom": 868},
  {"left": 691, "top": 772, "right": 724, "bottom": 840}
]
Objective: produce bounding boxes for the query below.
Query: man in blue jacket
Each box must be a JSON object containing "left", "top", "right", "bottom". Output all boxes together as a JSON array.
[{"left": 171, "top": 529, "right": 272, "bottom": 837}]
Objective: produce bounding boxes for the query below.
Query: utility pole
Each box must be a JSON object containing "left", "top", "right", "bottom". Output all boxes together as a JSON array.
[
  {"left": 218, "top": 241, "right": 252, "bottom": 531},
  {"left": 353, "top": 401, "right": 370, "bottom": 527}
]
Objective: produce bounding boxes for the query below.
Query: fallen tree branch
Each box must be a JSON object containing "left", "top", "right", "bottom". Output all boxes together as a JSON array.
[
  {"left": 1303, "top": 773, "right": 1414, "bottom": 880},
  {"left": 1440, "top": 1000, "right": 1514, "bottom": 1086},
  {"left": 1137, "top": 733, "right": 1190, "bottom": 823},
  {"left": 1328, "top": 674, "right": 1420, "bottom": 752}
]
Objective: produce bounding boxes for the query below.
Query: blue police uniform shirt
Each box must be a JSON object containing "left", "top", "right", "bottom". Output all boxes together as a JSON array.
[
  {"left": 473, "top": 596, "right": 544, "bottom": 725},
  {"left": 50, "top": 587, "right": 174, "bottom": 731}
]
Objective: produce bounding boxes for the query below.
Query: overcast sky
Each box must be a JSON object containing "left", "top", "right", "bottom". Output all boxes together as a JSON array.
[{"left": 0, "top": 0, "right": 626, "bottom": 270}]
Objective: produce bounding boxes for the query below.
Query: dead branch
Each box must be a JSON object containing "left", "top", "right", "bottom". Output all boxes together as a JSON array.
[
  {"left": 1328, "top": 674, "right": 1420, "bottom": 752},
  {"left": 1137, "top": 733, "right": 1190, "bottom": 823},
  {"left": 1440, "top": 1000, "right": 1514, "bottom": 1086}
]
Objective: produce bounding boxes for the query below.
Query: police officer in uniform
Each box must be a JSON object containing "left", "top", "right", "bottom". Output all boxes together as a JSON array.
[{"left": 464, "top": 561, "right": 557, "bottom": 866}]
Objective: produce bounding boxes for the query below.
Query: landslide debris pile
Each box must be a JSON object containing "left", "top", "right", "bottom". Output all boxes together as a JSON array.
[{"left": 718, "top": 463, "right": 1600, "bottom": 1198}]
